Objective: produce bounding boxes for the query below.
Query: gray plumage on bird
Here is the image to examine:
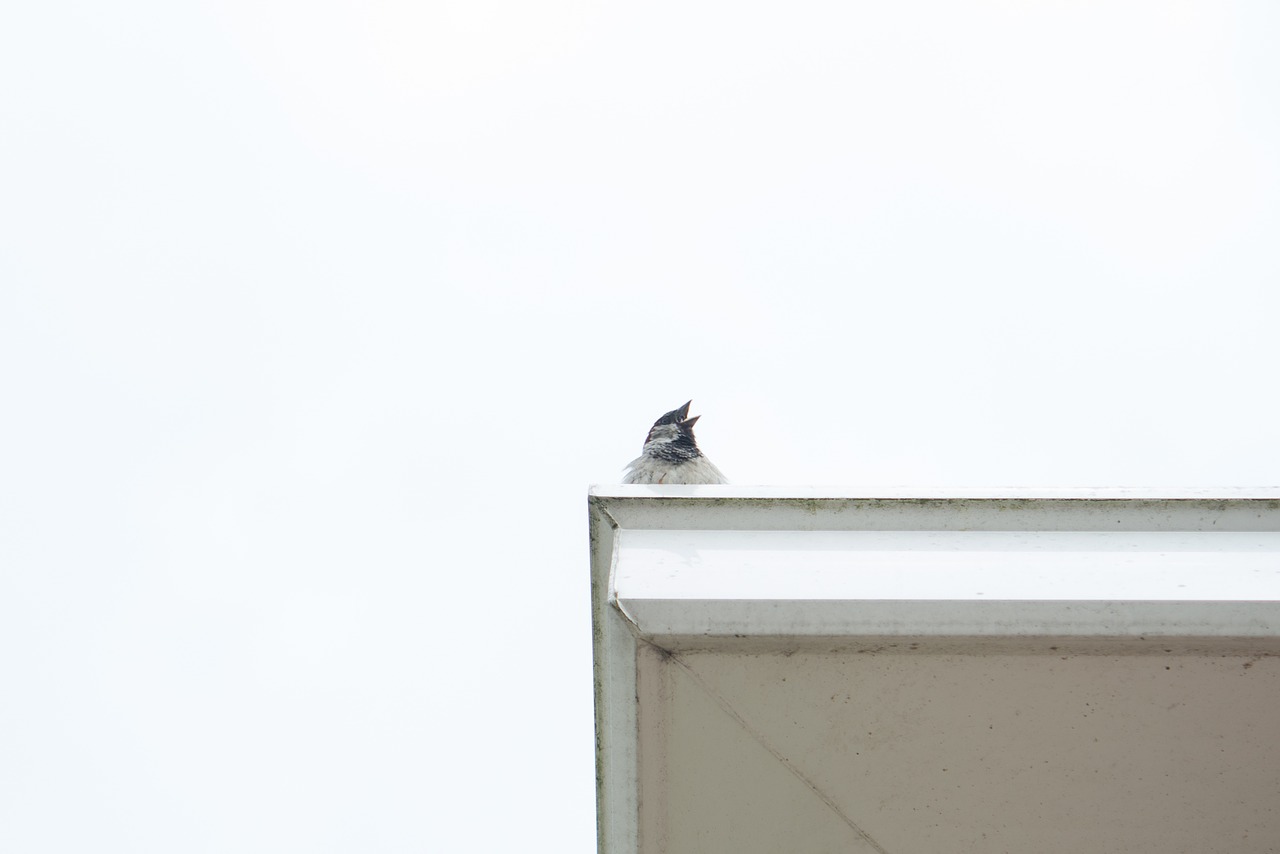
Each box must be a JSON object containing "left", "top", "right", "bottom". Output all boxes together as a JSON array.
[{"left": 622, "top": 400, "right": 726, "bottom": 484}]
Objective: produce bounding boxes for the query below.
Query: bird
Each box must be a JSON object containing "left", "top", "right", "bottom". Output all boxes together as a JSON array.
[{"left": 622, "top": 400, "right": 726, "bottom": 484}]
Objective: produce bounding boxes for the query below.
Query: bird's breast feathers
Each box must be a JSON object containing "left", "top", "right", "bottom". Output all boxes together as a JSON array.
[{"left": 622, "top": 455, "right": 726, "bottom": 485}]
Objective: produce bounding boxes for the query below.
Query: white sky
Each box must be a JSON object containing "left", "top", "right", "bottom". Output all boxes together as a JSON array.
[{"left": 2, "top": 1, "right": 1278, "bottom": 851}]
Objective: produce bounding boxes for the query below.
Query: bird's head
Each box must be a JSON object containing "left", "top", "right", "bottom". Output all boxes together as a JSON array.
[{"left": 643, "top": 400, "right": 702, "bottom": 449}]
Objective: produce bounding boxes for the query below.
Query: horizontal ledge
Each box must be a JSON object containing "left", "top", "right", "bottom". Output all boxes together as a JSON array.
[
  {"left": 628, "top": 631, "right": 1280, "bottom": 657},
  {"left": 617, "top": 598, "right": 1280, "bottom": 642},
  {"left": 600, "top": 496, "right": 1280, "bottom": 649},
  {"left": 591, "top": 485, "right": 1280, "bottom": 500},
  {"left": 615, "top": 530, "right": 1280, "bottom": 601},
  {"left": 590, "top": 489, "right": 1280, "bottom": 533}
]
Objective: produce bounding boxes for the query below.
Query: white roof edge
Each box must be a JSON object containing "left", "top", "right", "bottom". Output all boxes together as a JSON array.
[
  {"left": 591, "top": 485, "right": 1280, "bottom": 500},
  {"left": 590, "top": 487, "right": 1280, "bottom": 534},
  {"left": 618, "top": 598, "right": 1280, "bottom": 643}
]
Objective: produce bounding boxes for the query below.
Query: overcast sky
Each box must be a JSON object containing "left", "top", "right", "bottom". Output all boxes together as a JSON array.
[{"left": 2, "top": 1, "right": 1278, "bottom": 851}]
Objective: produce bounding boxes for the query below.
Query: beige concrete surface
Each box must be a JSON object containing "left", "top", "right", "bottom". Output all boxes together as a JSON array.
[{"left": 639, "top": 647, "right": 1280, "bottom": 853}]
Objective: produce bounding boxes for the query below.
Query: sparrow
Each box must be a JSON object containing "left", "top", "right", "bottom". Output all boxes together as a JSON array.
[{"left": 622, "top": 400, "right": 727, "bottom": 484}]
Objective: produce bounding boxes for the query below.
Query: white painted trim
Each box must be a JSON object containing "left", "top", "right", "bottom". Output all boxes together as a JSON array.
[
  {"left": 593, "top": 485, "right": 1280, "bottom": 500},
  {"left": 588, "top": 490, "right": 1280, "bottom": 853}
]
